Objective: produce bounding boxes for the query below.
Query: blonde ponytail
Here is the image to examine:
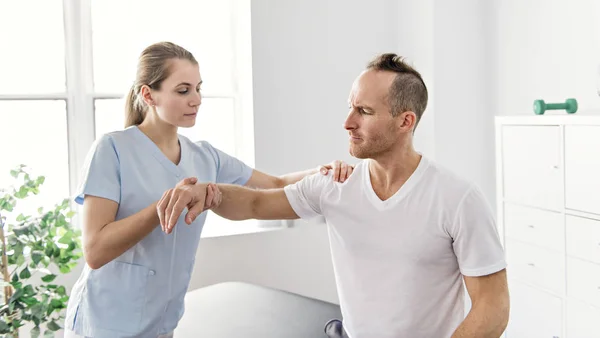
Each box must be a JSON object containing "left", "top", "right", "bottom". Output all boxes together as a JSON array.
[{"left": 124, "top": 84, "right": 145, "bottom": 128}]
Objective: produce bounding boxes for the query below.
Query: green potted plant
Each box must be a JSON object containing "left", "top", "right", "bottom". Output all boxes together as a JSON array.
[{"left": 0, "top": 165, "right": 82, "bottom": 338}]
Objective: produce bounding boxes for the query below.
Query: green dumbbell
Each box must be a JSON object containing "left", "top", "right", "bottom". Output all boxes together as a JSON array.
[{"left": 533, "top": 98, "right": 578, "bottom": 115}]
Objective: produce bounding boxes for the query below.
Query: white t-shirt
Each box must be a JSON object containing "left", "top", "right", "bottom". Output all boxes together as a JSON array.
[{"left": 284, "top": 156, "right": 506, "bottom": 338}]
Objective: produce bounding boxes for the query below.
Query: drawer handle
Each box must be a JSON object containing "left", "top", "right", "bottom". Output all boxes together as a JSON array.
[
  {"left": 527, "top": 224, "right": 535, "bottom": 229},
  {"left": 527, "top": 263, "right": 535, "bottom": 267}
]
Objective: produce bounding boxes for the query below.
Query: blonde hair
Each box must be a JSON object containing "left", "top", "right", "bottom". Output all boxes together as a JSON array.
[{"left": 124, "top": 41, "right": 198, "bottom": 127}]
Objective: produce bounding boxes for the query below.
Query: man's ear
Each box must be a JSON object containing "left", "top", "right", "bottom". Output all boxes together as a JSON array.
[{"left": 398, "top": 111, "right": 417, "bottom": 131}]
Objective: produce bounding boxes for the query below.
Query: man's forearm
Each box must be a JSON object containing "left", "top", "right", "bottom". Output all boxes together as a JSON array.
[
  {"left": 212, "top": 184, "right": 260, "bottom": 220},
  {"left": 451, "top": 301, "right": 509, "bottom": 338},
  {"left": 210, "top": 184, "right": 299, "bottom": 221}
]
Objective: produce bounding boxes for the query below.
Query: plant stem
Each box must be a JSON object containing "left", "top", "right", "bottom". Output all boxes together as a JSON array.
[
  {"left": 0, "top": 214, "right": 12, "bottom": 301},
  {"left": 0, "top": 213, "right": 18, "bottom": 338}
]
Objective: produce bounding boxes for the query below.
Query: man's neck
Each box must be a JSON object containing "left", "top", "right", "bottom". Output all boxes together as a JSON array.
[{"left": 368, "top": 146, "right": 422, "bottom": 200}]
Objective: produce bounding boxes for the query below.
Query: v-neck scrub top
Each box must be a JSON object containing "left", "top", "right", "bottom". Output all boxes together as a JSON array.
[{"left": 65, "top": 126, "right": 253, "bottom": 338}]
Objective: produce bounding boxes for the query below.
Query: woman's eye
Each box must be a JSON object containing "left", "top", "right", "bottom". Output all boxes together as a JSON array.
[{"left": 178, "top": 89, "right": 189, "bottom": 94}]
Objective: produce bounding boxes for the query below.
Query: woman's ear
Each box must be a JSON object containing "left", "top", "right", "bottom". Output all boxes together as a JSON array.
[{"left": 140, "top": 85, "right": 155, "bottom": 107}]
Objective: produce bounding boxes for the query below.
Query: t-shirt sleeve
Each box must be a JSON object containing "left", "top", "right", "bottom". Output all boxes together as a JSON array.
[
  {"left": 201, "top": 141, "right": 253, "bottom": 185},
  {"left": 450, "top": 185, "right": 507, "bottom": 277},
  {"left": 74, "top": 134, "right": 121, "bottom": 205},
  {"left": 283, "top": 173, "right": 331, "bottom": 220}
]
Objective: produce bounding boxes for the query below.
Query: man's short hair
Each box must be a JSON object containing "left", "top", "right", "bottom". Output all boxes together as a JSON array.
[{"left": 366, "top": 54, "right": 428, "bottom": 128}]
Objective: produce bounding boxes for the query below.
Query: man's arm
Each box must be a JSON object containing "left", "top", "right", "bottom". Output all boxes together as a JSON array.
[
  {"left": 206, "top": 184, "right": 299, "bottom": 221},
  {"left": 245, "top": 160, "right": 353, "bottom": 189},
  {"left": 451, "top": 269, "right": 510, "bottom": 338}
]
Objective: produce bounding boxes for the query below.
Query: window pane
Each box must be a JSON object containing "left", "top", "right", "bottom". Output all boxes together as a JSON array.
[
  {"left": 94, "top": 98, "right": 236, "bottom": 156},
  {"left": 0, "top": 2, "right": 65, "bottom": 94},
  {"left": 179, "top": 98, "right": 236, "bottom": 156},
  {"left": 91, "top": 0, "right": 234, "bottom": 95},
  {"left": 94, "top": 99, "right": 126, "bottom": 138},
  {"left": 0, "top": 101, "right": 70, "bottom": 222}
]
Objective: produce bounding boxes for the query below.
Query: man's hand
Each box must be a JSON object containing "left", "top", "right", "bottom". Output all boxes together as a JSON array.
[
  {"left": 318, "top": 160, "right": 354, "bottom": 183},
  {"left": 156, "top": 177, "right": 215, "bottom": 234}
]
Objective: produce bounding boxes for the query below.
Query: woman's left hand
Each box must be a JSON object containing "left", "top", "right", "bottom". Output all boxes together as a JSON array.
[{"left": 318, "top": 160, "right": 354, "bottom": 183}]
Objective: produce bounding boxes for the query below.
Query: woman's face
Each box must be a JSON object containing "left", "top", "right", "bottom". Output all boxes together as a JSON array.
[{"left": 151, "top": 58, "right": 202, "bottom": 128}]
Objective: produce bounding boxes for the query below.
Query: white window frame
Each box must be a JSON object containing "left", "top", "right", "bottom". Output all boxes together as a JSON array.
[{"left": 1, "top": 0, "right": 257, "bottom": 237}]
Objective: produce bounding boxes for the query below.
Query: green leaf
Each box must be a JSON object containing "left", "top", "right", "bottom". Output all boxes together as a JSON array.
[
  {"left": 23, "top": 284, "right": 35, "bottom": 296},
  {"left": 15, "top": 253, "right": 25, "bottom": 266},
  {"left": 8, "top": 288, "right": 24, "bottom": 304},
  {"left": 10, "top": 170, "right": 19, "bottom": 178},
  {"left": 30, "top": 326, "right": 40, "bottom": 338},
  {"left": 11, "top": 272, "right": 19, "bottom": 283},
  {"left": 44, "top": 244, "right": 54, "bottom": 258},
  {"left": 21, "top": 296, "right": 37, "bottom": 306},
  {"left": 40, "top": 274, "right": 57, "bottom": 283},
  {"left": 31, "top": 251, "right": 43, "bottom": 265},
  {"left": 46, "top": 320, "right": 60, "bottom": 331},
  {"left": 59, "top": 265, "right": 71, "bottom": 274},
  {"left": 0, "top": 320, "right": 9, "bottom": 332},
  {"left": 44, "top": 329, "right": 55, "bottom": 338},
  {"left": 15, "top": 186, "right": 28, "bottom": 199},
  {"left": 49, "top": 299, "right": 62, "bottom": 309},
  {"left": 19, "top": 267, "right": 31, "bottom": 279},
  {"left": 57, "top": 233, "right": 72, "bottom": 244},
  {"left": 36, "top": 176, "right": 45, "bottom": 185}
]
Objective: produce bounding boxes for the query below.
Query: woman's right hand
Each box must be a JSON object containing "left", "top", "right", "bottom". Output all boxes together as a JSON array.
[{"left": 157, "top": 178, "right": 220, "bottom": 234}]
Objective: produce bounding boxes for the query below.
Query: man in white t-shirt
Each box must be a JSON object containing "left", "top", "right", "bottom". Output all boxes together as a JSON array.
[{"left": 159, "top": 53, "right": 510, "bottom": 338}]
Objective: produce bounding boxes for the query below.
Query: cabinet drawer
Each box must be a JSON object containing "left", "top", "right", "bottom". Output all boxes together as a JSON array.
[
  {"left": 506, "top": 239, "right": 565, "bottom": 295},
  {"left": 566, "top": 257, "right": 600, "bottom": 308},
  {"left": 566, "top": 299, "right": 600, "bottom": 338},
  {"left": 501, "top": 125, "right": 562, "bottom": 211},
  {"left": 505, "top": 280, "right": 562, "bottom": 338},
  {"left": 504, "top": 204, "right": 564, "bottom": 253},
  {"left": 565, "top": 125, "right": 600, "bottom": 215},
  {"left": 566, "top": 215, "right": 600, "bottom": 265}
]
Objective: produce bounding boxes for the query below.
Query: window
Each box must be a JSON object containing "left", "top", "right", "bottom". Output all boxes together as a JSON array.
[{"left": 1, "top": 0, "right": 255, "bottom": 237}]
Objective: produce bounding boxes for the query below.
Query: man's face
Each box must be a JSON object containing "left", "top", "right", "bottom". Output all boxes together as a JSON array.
[{"left": 343, "top": 69, "right": 401, "bottom": 159}]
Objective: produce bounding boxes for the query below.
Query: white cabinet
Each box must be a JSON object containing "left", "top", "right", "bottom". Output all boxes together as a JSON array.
[
  {"left": 566, "top": 299, "right": 600, "bottom": 338},
  {"left": 501, "top": 125, "right": 563, "bottom": 211},
  {"left": 565, "top": 126, "right": 600, "bottom": 215},
  {"left": 496, "top": 116, "right": 600, "bottom": 338},
  {"left": 505, "top": 281, "right": 563, "bottom": 338}
]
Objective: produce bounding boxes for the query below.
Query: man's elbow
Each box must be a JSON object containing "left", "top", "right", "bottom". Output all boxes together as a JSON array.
[
  {"left": 486, "top": 291, "right": 510, "bottom": 336},
  {"left": 498, "top": 293, "right": 510, "bottom": 332}
]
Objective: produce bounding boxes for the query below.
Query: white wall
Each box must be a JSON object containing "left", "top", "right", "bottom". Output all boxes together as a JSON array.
[
  {"left": 492, "top": 0, "right": 600, "bottom": 116},
  {"left": 433, "top": 0, "right": 496, "bottom": 206}
]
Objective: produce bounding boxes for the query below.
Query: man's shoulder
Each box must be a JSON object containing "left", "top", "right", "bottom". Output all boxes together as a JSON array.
[{"left": 422, "top": 157, "right": 478, "bottom": 200}]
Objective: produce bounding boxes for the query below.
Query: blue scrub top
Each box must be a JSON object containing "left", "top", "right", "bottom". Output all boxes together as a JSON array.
[{"left": 65, "top": 126, "right": 252, "bottom": 338}]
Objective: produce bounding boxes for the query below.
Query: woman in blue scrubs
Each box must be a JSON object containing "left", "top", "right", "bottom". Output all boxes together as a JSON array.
[{"left": 64, "top": 41, "right": 352, "bottom": 338}]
